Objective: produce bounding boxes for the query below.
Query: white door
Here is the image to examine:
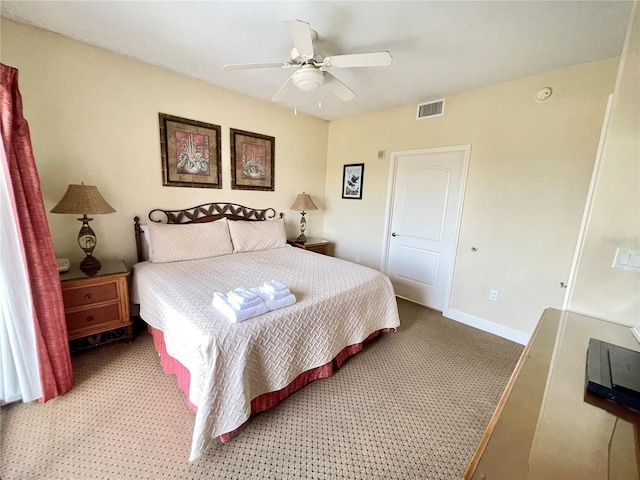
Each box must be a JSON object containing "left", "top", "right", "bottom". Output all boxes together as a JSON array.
[{"left": 384, "top": 146, "right": 469, "bottom": 310}]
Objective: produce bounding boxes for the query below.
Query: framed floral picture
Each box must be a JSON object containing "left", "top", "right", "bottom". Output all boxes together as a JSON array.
[
  {"left": 159, "top": 113, "right": 222, "bottom": 188},
  {"left": 342, "top": 163, "right": 365, "bottom": 199},
  {"left": 230, "top": 128, "right": 275, "bottom": 191}
]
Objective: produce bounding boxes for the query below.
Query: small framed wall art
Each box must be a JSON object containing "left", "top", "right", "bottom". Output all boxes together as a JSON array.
[
  {"left": 230, "top": 128, "right": 275, "bottom": 191},
  {"left": 342, "top": 163, "right": 365, "bottom": 199},
  {"left": 159, "top": 113, "right": 222, "bottom": 188}
]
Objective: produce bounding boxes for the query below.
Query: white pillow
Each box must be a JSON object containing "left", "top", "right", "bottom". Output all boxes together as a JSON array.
[
  {"left": 147, "top": 218, "right": 233, "bottom": 263},
  {"left": 140, "top": 225, "right": 154, "bottom": 261},
  {"left": 227, "top": 218, "right": 287, "bottom": 253}
]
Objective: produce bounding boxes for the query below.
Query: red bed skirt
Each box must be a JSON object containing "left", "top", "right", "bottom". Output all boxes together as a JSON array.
[{"left": 147, "top": 325, "right": 394, "bottom": 442}]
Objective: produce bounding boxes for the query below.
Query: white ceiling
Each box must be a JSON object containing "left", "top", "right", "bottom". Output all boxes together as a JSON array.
[{"left": 1, "top": 1, "right": 633, "bottom": 121}]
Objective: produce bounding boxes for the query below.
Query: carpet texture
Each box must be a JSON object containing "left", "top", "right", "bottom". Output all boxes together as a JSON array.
[{"left": 1, "top": 299, "right": 522, "bottom": 479}]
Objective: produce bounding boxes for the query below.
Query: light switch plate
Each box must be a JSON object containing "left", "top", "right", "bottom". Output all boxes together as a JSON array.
[{"left": 612, "top": 247, "right": 640, "bottom": 272}]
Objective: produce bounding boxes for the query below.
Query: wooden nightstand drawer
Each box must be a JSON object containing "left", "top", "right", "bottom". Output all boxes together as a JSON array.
[
  {"left": 59, "top": 260, "right": 132, "bottom": 348},
  {"left": 288, "top": 237, "right": 331, "bottom": 256},
  {"left": 304, "top": 243, "right": 328, "bottom": 254},
  {"left": 65, "top": 302, "right": 123, "bottom": 332},
  {"left": 62, "top": 281, "right": 118, "bottom": 308}
]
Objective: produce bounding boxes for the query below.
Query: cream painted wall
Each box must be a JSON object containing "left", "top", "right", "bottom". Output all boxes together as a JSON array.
[
  {"left": 325, "top": 58, "right": 619, "bottom": 336},
  {"left": 0, "top": 19, "right": 328, "bottom": 267},
  {"left": 569, "top": 4, "right": 640, "bottom": 326},
  {"left": 1, "top": 18, "right": 629, "bottom": 337}
]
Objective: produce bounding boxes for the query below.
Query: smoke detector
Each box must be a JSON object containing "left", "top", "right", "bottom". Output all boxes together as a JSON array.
[{"left": 535, "top": 87, "right": 553, "bottom": 103}]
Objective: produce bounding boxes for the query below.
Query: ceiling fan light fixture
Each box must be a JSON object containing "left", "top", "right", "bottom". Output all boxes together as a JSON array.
[
  {"left": 227, "top": 20, "right": 391, "bottom": 103},
  {"left": 293, "top": 65, "right": 323, "bottom": 91}
]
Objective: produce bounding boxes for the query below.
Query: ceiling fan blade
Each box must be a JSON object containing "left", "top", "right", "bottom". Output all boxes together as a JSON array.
[
  {"left": 324, "top": 72, "right": 355, "bottom": 102},
  {"left": 271, "top": 74, "right": 295, "bottom": 103},
  {"left": 223, "top": 62, "right": 294, "bottom": 70},
  {"left": 323, "top": 51, "right": 392, "bottom": 68},
  {"left": 287, "top": 19, "right": 314, "bottom": 59}
]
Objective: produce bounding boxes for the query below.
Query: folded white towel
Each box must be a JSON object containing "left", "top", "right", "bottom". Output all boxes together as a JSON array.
[
  {"left": 214, "top": 292, "right": 261, "bottom": 311},
  {"left": 268, "top": 293, "right": 296, "bottom": 311},
  {"left": 228, "top": 296, "right": 263, "bottom": 309},
  {"left": 262, "top": 280, "right": 288, "bottom": 294},
  {"left": 252, "top": 285, "right": 291, "bottom": 301},
  {"left": 261, "top": 293, "right": 296, "bottom": 311},
  {"left": 227, "top": 288, "right": 262, "bottom": 309},
  {"left": 212, "top": 292, "right": 268, "bottom": 323}
]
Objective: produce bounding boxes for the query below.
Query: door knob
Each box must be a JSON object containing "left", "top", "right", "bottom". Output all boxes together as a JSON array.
[{"left": 391, "top": 232, "right": 399, "bottom": 237}]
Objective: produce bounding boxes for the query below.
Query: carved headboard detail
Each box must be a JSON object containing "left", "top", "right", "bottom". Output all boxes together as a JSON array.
[{"left": 134, "top": 202, "right": 281, "bottom": 262}]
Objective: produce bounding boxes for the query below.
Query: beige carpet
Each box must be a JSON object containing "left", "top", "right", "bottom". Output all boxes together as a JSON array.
[{"left": 1, "top": 299, "right": 522, "bottom": 479}]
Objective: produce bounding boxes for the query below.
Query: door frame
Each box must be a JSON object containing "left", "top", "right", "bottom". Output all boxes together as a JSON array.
[
  {"left": 563, "top": 93, "right": 614, "bottom": 311},
  {"left": 381, "top": 144, "right": 471, "bottom": 311}
]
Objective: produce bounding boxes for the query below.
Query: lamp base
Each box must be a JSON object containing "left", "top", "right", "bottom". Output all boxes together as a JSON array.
[
  {"left": 80, "top": 255, "right": 101, "bottom": 276},
  {"left": 297, "top": 211, "right": 308, "bottom": 244}
]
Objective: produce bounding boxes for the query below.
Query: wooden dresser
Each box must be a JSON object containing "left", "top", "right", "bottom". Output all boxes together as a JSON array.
[
  {"left": 288, "top": 237, "right": 331, "bottom": 255},
  {"left": 60, "top": 259, "right": 132, "bottom": 348},
  {"left": 465, "top": 308, "right": 639, "bottom": 479}
]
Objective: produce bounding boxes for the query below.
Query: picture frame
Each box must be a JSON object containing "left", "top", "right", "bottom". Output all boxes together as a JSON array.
[
  {"left": 230, "top": 128, "right": 275, "bottom": 191},
  {"left": 342, "top": 163, "right": 365, "bottom": 199},
  {"left": 159, "top": 113, "right": 222, "bottom": 189}
]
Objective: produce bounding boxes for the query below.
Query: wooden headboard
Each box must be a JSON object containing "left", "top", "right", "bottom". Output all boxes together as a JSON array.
[{"left": 133, "top": 202, "right": 280, "bottom": 262}]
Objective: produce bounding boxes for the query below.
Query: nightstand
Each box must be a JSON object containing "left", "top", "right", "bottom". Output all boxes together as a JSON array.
[
  {"left": 288, "top": 237, "right": 331, "bottom": 256},
  {"left": 60, "top": 259, "right": 132, "bottom": 351}
]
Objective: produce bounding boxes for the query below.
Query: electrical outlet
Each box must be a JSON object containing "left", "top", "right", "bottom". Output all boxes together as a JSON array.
[
  {"left": 355, "top": 254, "right": 361, "bottom": 264},
  {"left": 489, "top": 290, "right": 499, "bottom": 301}
]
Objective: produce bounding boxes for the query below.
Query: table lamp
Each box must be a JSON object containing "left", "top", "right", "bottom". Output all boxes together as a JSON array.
[
  {"left": 290, "top": 192, "right": 318, "bottom": 243},
  {"left": 51, "top": 183, "right": 116, "bottom": 275}
]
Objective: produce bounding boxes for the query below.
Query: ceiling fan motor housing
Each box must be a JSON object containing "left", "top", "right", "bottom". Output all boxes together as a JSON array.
[{"left": 289, "top": 46, "right": 322, "bottom": 65}]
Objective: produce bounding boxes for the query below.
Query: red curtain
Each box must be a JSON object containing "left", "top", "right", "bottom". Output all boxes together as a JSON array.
[{"left": 0, "top": 63, "right": 73, "bottom": 401}]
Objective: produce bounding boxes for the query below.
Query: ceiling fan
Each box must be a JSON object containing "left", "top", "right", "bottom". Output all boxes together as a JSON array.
[{"left": 223, "top": 19, "right": 392, "bottom": 103}]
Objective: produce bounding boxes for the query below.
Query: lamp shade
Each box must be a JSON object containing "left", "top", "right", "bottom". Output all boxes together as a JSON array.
[
  {"left": 290, "top": 193, "right": 318, "bottom": 212},
  {"left": 50, "top": 184, "right": 116, "bottom": 215}
]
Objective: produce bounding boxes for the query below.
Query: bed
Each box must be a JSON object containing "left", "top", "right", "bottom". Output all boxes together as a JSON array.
[{"left": 130, "top": 202, "right": 400, "bottom": 460}]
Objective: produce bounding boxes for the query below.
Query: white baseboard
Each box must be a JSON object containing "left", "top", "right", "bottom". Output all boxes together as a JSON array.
[{"left": 443, "top": 307, "right": 530, "bottom": 345}]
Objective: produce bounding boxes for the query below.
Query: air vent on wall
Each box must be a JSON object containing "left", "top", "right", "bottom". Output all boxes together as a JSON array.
[{"left": 416, "top": 99, "right": 445, "bottom": 120}]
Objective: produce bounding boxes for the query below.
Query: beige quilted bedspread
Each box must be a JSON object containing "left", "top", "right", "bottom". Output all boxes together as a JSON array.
[{"left": 131, "top": 246, "right": 400, "bottom": 460}]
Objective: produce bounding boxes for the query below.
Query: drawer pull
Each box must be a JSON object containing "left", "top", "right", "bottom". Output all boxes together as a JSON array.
[
  {"left": 86, "top": 315, "right": 95, "bottom": 322},
  {"left": 85, "top": 293, "right": 93, "bottom": 301}
]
